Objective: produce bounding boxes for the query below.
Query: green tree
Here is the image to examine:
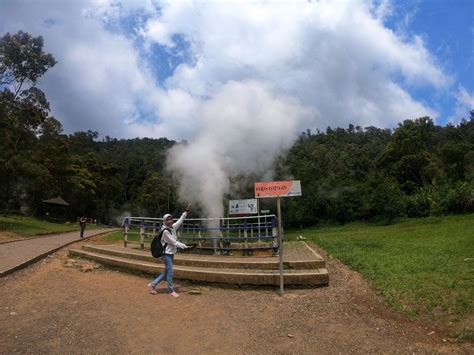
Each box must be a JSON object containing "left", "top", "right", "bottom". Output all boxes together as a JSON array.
[
  {"left": 0, "top": 31, "right": 57, "bottom": 212},
  {"left": 438, "top": 113, "right": 474, "bottom": 182},
  {"left": 0, "top": 31, "right": 56, "bottom": 96},
  {"left": 378, "top": 117, "right": 441, "bottom": 193},
  {"left": 279, "top": 125, "right": 392, "bottom": 226}
]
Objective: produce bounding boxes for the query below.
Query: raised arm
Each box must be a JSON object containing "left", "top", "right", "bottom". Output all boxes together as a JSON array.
[{"left": 172, "top": 202, "right": 191, "bottom": 230}]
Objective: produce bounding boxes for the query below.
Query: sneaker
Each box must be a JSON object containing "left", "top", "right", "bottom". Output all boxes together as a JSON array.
[
  {"left": 169, "top": 291, "right": 180, "bottom": 298},
  {"left": 148, "top": 284, "right": 157, "bottom": 295}
]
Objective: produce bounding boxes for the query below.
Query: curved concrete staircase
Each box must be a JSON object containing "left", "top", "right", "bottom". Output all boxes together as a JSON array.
[{"left": 68, "top": 242, "right": 329, "bottom": 286}]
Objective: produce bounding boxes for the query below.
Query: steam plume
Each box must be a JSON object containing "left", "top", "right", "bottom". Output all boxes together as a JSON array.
[{"left": 167, "top": 80, "right": 310, "bottom": 217}]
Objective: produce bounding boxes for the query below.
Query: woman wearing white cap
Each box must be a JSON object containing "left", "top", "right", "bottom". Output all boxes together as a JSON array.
[{"left": 148, "top": 202, "right": 192, "bottom": 298}]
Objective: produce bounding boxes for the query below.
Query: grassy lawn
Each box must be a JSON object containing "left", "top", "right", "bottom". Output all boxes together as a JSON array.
[
  {"left": 286, "top": 214, "right": 474, "bottom": 335},
  {"left": 99, "top": 230, "right": 158, "bottom": 248},
  {"left": 0, "top": 215, "right": 102, "bottom": 238},
  {"left": 101, "top": 230, "right": 141, "bottom": 243}
]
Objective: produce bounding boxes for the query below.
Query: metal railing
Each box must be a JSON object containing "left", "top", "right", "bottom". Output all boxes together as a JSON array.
[{"left": 122, "top": 215, "right": 279, "bottom": 255}]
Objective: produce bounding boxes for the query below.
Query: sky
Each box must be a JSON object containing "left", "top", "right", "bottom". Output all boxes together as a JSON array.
[
  {"left": 1, "top": 0, "right": 473, "bottom": 216},
  {"left": 1, "top": 0, "right": 472, "bottom": 141}
]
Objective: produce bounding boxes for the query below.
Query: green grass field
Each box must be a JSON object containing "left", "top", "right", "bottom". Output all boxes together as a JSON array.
[
  {"left": 0, "top": 215, "right": 102, "bottom": 238},
  {"left": 102, "top": 230, "right": 140, "bottom": 243},
  {"left": 0, "top": 215, "right": 80, "bottom": 237},
  {"left": 286, "top": 214, "right": 474, "bottom": 336}
]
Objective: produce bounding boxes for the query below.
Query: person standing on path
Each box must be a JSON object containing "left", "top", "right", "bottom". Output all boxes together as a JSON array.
[
  {"left": 79, "top": 217, "right": 87, "bottom": 238},
  {"left": 148, "top": 203, "right": 192, "bottom": 298},
  {"left": 122, "top": 217, "right": 130, "bottom": 235}
]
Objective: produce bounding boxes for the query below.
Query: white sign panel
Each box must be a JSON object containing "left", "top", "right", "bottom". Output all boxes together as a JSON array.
[{"left": 229, "top": 199, "right": 258, "bottom": 215}]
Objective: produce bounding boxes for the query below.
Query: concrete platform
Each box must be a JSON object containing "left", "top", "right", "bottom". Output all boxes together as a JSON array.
[{"left": 68, "top": 242, "right": 329, "bottom": 286}]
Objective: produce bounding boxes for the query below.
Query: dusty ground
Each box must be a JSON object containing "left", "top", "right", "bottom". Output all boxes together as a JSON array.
[{"left": 0, "top": 236, "right": 472, "bottom": 354}]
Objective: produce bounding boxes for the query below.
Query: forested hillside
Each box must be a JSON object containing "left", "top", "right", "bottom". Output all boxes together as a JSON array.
[
  {"left": 279, "top": 117, "right": 473, "bottom": 226},
  {"left": 1, "top": 31, "right": 473, "bottom": 225}
]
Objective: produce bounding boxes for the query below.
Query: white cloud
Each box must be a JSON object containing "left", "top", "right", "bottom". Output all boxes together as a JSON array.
[
  {"left": 143, "top": 0, "right": 447, "bottom": 132},
  {"left": 0, "top": 0, "right": 449, "bottom": 139},
  {"left": 450, "top": 86, "right": 474, "bottom": 122},
  {"left": 127, "top": 88, "right": 201, "bottom": 139},
  {"left": 371, "top": 0, "right": 393, "bottom": 21},
  {"left": 0, "top": 0, "right": 164, "bottom": 138},
  {"left": 458, "top": 86, "right": 474, "bottom": 108}
]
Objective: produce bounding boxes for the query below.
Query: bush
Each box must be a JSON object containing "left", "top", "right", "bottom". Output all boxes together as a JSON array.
[
  {"left": 438, "top": 181, "right": 474, "bottom": 214},
  {"left": 404, "top": 189, "right": 431, "bottom": 217},
  {"left": 364, "top": 182, "right": 405, "bottom": 223},
  {"left": 404, "top": 182, "right": 474, "bottom": 217}
]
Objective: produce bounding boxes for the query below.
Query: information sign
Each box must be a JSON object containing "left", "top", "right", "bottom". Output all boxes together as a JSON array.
[{"left": 229, "top": 199, "right": 258, "bottom": 215}]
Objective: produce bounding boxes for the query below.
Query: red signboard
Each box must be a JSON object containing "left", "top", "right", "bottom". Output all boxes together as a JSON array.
[{"left": 254, "top": 180, "right": 302, "bottom": 198}]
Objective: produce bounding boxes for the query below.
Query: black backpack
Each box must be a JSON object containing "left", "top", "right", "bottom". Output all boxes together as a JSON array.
[{"left": 151, "top": 227, "right": 171, "bottom": 258}]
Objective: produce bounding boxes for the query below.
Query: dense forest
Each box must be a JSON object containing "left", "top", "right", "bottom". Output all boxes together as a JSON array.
[{"left": 1, "top": 31, "right": 473, "bottom": 226}]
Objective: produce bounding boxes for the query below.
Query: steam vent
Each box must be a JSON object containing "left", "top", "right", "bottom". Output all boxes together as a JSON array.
[{"left": 69, "top": 215, "right": 329, "bottom": 286}]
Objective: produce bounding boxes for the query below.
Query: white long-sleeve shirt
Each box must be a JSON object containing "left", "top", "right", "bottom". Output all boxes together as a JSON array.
[{"left": 161, "top": 211, "right": 187, "bottom": 255}]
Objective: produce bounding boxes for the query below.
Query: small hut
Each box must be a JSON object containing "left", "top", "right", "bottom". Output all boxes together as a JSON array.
[{"left": 42, "top": 195, "right": 70, "bottom": 221}]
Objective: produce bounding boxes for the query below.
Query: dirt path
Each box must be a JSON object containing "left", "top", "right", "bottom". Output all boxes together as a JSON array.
[
  {"left": 0, "top": 229, "right": 117, "bottom": 276},
  {"left": 0, "top": 237, "right": 472, "bottom": 354}
]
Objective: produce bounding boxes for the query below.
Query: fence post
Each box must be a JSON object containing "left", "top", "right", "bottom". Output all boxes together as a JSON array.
[
  {"left": 123, "top": 219, "right": 129, "bottom": 248},
  {"left": 140, "top": 224, "right": 145, "bottom": 250},
  {"left": 277, "top": 197, "right": 284, "bottom": 296}
]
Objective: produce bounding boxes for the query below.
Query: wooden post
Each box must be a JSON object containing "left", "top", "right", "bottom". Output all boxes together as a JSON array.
[
  {"left": 277, "top": 197, "right": 284, "bottom": 296},
  {"left": 123, "top": 219, "right": 128, "bottom": 247},
  {"left": 244, "top": 227, "right": 248, "bottom": 249},
  {"left": 140, "top": 224, "right": 144, "bottom": 250},
  {"left": 198, "top": 227, "right": 202, "bottom": 246}
]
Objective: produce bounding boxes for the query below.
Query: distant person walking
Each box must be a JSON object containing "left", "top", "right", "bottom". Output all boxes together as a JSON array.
[
  {"left": 148, "top": 203, "right": 192, "bottom": 298},
  {"left": 79, "top": 217, "right": 87, "bottom": 238},
  {"left": 122, "top": 217, "right": 130, "bottom": 235}
]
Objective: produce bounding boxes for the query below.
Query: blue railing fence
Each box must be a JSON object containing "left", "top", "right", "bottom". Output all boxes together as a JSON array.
[{"left": 122, "top": 215, "right": 279, "bottom": 255}]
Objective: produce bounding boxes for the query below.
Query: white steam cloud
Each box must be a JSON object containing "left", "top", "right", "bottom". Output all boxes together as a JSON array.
[{"left": 167, "top": 80, "right": 311, "bottom": 217}]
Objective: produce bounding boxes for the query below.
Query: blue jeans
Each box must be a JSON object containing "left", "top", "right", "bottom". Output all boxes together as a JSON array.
[{"left": 151, "top": 254, "right": 174, "bottom": 293}]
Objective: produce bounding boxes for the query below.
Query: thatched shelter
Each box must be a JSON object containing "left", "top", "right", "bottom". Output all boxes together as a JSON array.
[
  {"left": 42, "top": 196, "right": 69, "bottom": 206},
  {"left": 42, "top": 195, "right": 69, "bottom": 220}
]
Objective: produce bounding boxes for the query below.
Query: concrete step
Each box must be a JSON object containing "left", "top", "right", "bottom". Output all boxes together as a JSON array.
[
  {"left": 69, "top": 248, "right": 329, "bottom": 286},
  {"left": 81, "top": 244, "right": 326, "bottom": 270}
]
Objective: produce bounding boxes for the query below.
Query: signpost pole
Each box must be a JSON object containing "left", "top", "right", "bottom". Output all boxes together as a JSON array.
[
  {"left": 254, "top": 180, "right": 302, "bottom": 297},
  {"left": 277, "top": 197, "right": 284, "bottom": 296}
]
